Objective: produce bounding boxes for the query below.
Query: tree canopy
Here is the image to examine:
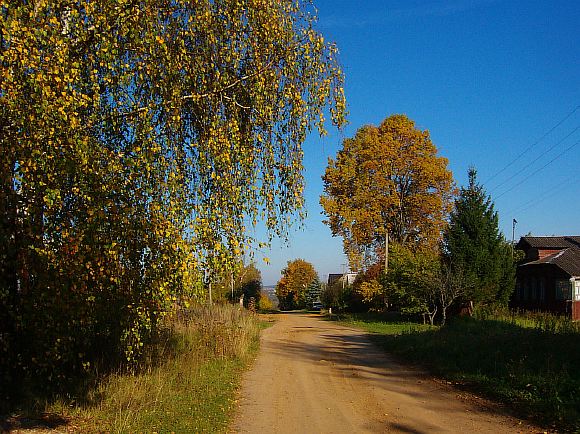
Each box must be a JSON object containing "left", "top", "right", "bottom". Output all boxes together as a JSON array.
[
  {"left": 443, "top": 168, "right": 514, "bottom": 306},
  {"left": 275, "top": 259, "right": 318, "bottom": 310},
  {"left": 320, "top": 114, "right": 454, "bottom": 269},
  {"left": 0, "top": 0, "right": 345, "bottom": 398},
  {"left": 212, "top": 262, "right": 262, "bottom": 306}
]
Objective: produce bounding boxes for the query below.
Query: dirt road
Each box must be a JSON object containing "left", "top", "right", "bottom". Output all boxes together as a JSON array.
[{"left": 232, "top": 312, "right": 541, "bottom": 434}]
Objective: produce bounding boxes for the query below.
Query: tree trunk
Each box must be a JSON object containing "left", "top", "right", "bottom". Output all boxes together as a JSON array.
[{"left": 427, "top": 307, "right": 437, "bottom": 326}]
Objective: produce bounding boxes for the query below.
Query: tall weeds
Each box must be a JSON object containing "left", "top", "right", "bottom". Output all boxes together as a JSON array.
[
  {"left": 34, "top": 304, "right": 261, "bottom": 433},
  {"left": 366, "top": 310, "right": 580, "bottom": 431},
  {"left": 474, "top": 305, "right": 580, "bottom": 334}
]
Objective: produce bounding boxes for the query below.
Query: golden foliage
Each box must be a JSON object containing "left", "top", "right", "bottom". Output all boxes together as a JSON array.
[
  {"left": 0, "top": 0, "right": 346, "bottom": 394},
  {"left": 357, "top": 279, "right": 383, "bottom": 303},
  {"left": 321, "top": 114, "right": 454, "bottom": 269},
  {"left": 275, "top": 258, "right": 318, "bottom": 309}
]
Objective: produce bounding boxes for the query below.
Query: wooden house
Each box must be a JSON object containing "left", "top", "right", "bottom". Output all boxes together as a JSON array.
[
  {"left": 512, "top": 236, "right": 580, "bottom": 320},
  {"left": 327, "top": 272, "right": 358, "bottom": 288}
]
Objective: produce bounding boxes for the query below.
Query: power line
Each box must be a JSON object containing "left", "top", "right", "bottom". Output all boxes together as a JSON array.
[
  {"left": 495, "top": 137, "right": 580, "bottom": 200},
  {"left": 484, "top": 105, "right": 579, "bottom": 186},
  {"left": 505, "top": 175, "right": 576, "bottom": 216},
  {"left": 490, "top": 124, "right": 580, "bottom": 193},
  {"left": 514, "top": 181, "right": 577, "bottom": 215}
]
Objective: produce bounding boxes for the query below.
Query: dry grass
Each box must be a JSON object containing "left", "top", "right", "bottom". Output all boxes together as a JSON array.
[{"left": 31, "top": 304, "right": 262, "bottom": 433}]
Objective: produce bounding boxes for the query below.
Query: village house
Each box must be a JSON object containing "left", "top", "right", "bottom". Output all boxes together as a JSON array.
[
  {"left": 513, "top": 236, "right": 580, "bottom": 320},
  {"left": 327, "top": 272, "right": 358, "bottom": 288}
]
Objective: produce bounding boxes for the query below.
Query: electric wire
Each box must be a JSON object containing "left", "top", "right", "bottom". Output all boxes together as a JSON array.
[
  {"left": 484, "top": 105, "right": 579, "bottom": 186},
  {"left": 490, "top": 124, "right": 580, "bottom": 193},
  {"left": 514, "top": 181, "right": 577, "bottom": 215},
  {"left": 495, "top": 137, "right": 580, "bottom": 200},
  {"left": 504, "top": 175, "right": 576, "bottom": 216}
]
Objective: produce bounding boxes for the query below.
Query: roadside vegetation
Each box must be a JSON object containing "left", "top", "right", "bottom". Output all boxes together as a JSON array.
[
  {"left": 319, "top": 127, "right": 579, "bottom": 429},
  {"left": 4, "top": 305, "right": 263, "bottom": 432},
  {"left": 329, "top": 311, "right": 435, "bottom": 335},
  {"left": 321, "top": 118, "right": 514, "bottom": 326},
  {"left": 275, "top": 259, "right": 323, "bottom": 311},
  {"left": 1, "top": 0, "right": 345, "bottom": 414},
  {"left": 333, "top": 309, "right": 580, "bottom": 431}
]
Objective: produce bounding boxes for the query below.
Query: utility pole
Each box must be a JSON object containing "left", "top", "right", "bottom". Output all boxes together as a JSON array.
[
  {"left": 384, "top": 229, "right": 389, "bottom": 273},
  {"left": 512, "top": 218, "right": 517, "bottom": 258},
  {"left": 341, "top": 263, "right": 347, "bottom": 289}
]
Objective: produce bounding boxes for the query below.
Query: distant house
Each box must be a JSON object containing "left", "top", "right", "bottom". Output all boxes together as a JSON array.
[
  {"left": 513, "top": 236, "right": 580, "bottom": 320},
  {"left": 328, "top": 272, "right": 358, "bottom": 288}
]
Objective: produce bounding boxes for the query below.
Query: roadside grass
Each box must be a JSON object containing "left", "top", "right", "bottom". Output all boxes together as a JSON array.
[
  {"left": 330, "top": 311, "right": 435, "bottom": 335},
  {"left": 7, "top": 305, "right": 263, "bottom": 433},
  {"left": 332, "top": 311, "right": 580, "bottom": 431}
]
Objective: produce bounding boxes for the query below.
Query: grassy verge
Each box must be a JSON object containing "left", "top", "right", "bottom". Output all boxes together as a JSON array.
[
  {"left": 330, "top": 311, "right": 435, "bottom": 335},
  {"left": 332, "top": 311, "right": 580, "bottom": 431},
  {"left": 6, "top": 305, "right": 264, "bottom": 433}
]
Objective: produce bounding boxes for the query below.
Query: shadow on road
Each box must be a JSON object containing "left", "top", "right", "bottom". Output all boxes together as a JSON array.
[{"left": 263, "top": 313, "right": 509, "bottom": 425}]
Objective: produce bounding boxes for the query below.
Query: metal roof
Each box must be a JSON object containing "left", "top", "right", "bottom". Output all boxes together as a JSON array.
[
  {"left": 521, "top": 247, "right": 580, "bottom": 277},
  {"left": 516, "top": 236, "right": 580, "bottom": 250}
]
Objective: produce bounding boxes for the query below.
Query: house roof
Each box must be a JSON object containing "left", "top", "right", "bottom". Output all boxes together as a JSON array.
[
  {"left": 521, "top": 247, "right": 580, "bottom": 277},
  {"left": 328, "top": 273, "right": 343, "bottom": 285},
  {"left": 516, "top": 236, "right": 580, "bottom": 250},
  {"left": 327, "top": 272, "right": 358, "bottom": 286}
]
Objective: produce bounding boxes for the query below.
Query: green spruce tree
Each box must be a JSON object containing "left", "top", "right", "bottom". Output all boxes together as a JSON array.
[
  {"left": 306, "top": 278, "right": 323, "bottom": 309},
  {"left": 443, "top": 168, "right": 514, "bottom": 306}
]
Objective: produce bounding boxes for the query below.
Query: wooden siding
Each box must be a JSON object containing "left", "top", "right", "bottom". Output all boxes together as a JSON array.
[
  {"left": 512, "top": 263, "right": 574, "bottom": 317},
  {"left": 573, "top": 302, "right": 580, "bottom": 321}
]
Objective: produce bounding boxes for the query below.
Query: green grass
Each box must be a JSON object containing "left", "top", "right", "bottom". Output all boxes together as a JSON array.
[
  {"left": 332, "top": 311, "right": 435, "bottom": 335},
  {"left": 6, "top": 305, "right": 264, "bottom": 433},
  {"left": 332, "top": 311, "right": 580, "bottom": 431}
]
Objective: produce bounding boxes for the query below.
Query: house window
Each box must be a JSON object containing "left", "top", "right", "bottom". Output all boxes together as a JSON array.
[
  {"left": 555, "top": 280, "right": 571, "bottom": 300},
  {"left": 575, "top": 280, "right": 580, "bottom": 302},
  {"left": 539, "top": 278, "right": 546, "bottom": 301}
]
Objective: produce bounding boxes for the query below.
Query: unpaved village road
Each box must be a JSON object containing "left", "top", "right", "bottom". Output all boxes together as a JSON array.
[{"left": 232, "top": 312, "right": 542, "bottom": 434}]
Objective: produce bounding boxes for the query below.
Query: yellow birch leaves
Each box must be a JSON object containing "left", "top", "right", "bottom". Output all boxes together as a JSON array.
[{"left": 1, "top": 0, "right": 345, "bottom": 377}]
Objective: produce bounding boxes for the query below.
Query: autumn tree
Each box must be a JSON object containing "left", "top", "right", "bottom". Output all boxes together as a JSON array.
[
  {"left": 443, "top": 168, "right": 514, "bottom": 307},
  {"left": 275, "top": 259, "right": 318, "bottom": 310},
  {"left": 351, "top": 262, "right": 384, "bottom": 311},
  {"left": 321, "top": 114, "right": 454, "bottom": 270},
  {"left": 0, "top": 0, "right": 345, "bottom": 401},
  {"left": 212, "top": 262, "right": 262, "bottom": 306}
]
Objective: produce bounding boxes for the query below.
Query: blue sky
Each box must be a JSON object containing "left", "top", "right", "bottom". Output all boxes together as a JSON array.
[{"left": 256, "top": 0, "right": 580, "bottom": 286}]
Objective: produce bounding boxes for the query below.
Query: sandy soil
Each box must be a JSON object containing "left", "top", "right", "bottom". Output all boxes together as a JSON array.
[{"left": 232, "top": 312, "right": 544, "bottom": 434}]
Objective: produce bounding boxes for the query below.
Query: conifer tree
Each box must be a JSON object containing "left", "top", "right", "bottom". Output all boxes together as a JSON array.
[
  {"left": 443, "top": 168, "right": 514, "bottom": 306},
  {"left": 306, "top": 278, "right": 322, "bottom": 308}
]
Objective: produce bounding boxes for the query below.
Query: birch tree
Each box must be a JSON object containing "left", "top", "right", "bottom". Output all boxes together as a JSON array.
[{"left": 0, "top": 0, "right": 345, "bottom": 394}]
